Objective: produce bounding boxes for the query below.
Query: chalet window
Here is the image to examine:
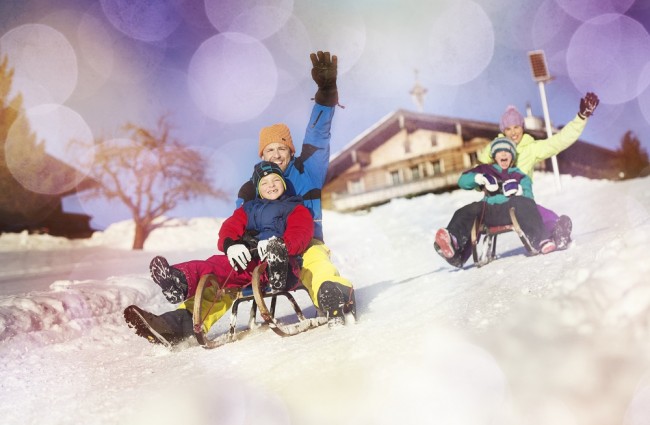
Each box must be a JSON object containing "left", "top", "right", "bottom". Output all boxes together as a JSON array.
[
  {"left": 348, "top": 178, "right": 364, "bottom": 194},
  {"left": 468, "top": 151, "right": 478, "bottom": 165},
  {"left": 431, "top": 133, "right": 438, "bottom": 147},
  {"left": 390, "top": 170, "right": 401, "bottom": 185},
  {"left": 404, "top": 138, "right": 411, "bottom": 154},
  {"left": 411, "top": 165, "right": 420, "bottom": 180},
  {"left": 431, "top": 160, "right": 442, "bottom": 175}
]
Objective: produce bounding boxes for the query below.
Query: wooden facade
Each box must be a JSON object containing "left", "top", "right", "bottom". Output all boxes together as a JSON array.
[{"left": 323, "top": 109, "right": 617, "bottom": 212}]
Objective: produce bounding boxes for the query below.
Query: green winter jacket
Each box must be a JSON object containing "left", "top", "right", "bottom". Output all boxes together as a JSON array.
[{"left": 477, "top": 115, "right": 587, "bottom": 179}]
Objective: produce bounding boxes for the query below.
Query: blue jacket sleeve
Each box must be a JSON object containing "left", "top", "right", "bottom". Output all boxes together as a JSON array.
[{"left": 297, "top": 104, "right": 335, "bottom": 187}]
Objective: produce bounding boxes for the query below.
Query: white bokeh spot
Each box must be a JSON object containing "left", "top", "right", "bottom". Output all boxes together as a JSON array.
[
  {"left": 427, "top": 0, "right": 494, "bottom": 85},
  {"left": 188, "top": 33, "right": 278, "bottom": 123},
  {"left": 567, "top": 14, "right": 650, "bottom": 105},
  {"left": 204, "top": 0, "right": 294, "bottom": 40},
  {"left": 553, "top": 0, "right": 635, "bottom": 22},
  {"left": 0, "top": 24, "right": 78, "bottom": 107},
  {"left": 5, "top": 104, "right": 95, "bottom": 195},
  {"left": 99, "top": 0, "right": 183, "bottom": 42}
]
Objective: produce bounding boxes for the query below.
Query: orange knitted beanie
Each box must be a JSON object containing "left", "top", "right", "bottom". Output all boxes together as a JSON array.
[{"left": 258, "top": 123, "right": 295, "bottom": 157}]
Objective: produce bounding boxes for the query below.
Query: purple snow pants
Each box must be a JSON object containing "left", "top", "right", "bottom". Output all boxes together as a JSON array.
[{"left": 537, "top": 204, "right": 559, "bottom": 234}]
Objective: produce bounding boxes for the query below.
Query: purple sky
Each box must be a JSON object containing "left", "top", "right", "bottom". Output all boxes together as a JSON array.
[{"left": 1, "top": 0, "right": 649, "bottom": 229}]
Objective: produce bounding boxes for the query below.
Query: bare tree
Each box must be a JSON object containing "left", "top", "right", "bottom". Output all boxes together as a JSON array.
[{"left": 78, "top": 116, "right": 227, "bottom": 249}]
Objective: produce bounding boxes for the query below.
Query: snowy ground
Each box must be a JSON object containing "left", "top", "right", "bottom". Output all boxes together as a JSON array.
[{"left": 1, "top": 173, "right": 649, "bottom": 425}]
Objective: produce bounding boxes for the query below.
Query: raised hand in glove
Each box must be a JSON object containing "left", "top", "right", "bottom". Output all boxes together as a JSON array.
[
  {"left": 502, "top": 179, "right": 523, "bottom": 197},
  {"left": 474, "top": 173, "right": 499, "bottom": 193},
  {"left": 578, "top": 92, "right": 599, "bottom": 119},
  {"left": 310, "top": 51, "right": 339, "bottom": 107},
  {"left": 226, "top": 243, "right": 251, "bottom": 272}
]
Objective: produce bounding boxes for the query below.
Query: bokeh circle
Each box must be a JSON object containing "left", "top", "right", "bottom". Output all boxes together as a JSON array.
[
  {"left": 188, "top": 32, "right": 278, "bottom": 123},
  {"left": 639, "top": 69, "right": 650, "bottom": 128},
  {"left": 0, "top": 24, "right": 78, "bottom": 107},
  {"left": 553, "top": 0, "right": 635, "bottom": 22},
  {"left": 204, "top": 0, "right": 294, "bottom": 40},
  {"left": 5, "top": 104, "right": 95, "bottom": 196},
  {"left": 99, "top": 0, "right": 183, "bottom": 42},
  {"left": 567, "top": 14, "right": 650, "bottom": 105},
  {"left": 427, "top": 0, "right": 495, "bottom": 85}
]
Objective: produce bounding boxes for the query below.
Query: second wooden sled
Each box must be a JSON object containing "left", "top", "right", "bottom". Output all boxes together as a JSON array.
[
  {"left": 471, "top": 207, "right": 538, "bottom": 267},
  {"left": 192, "top": 263, "right": 328, "bottom": 349}
]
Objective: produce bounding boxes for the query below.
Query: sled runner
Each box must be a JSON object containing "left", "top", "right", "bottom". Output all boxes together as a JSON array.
[
  {"left": 192, "top": 263, "right": 328, "bottom": 349},
  {"left": 471, "top": 207, "right": 537, "bottom": 267}
]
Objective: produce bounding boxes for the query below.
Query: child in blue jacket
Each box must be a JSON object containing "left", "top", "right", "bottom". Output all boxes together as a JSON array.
[
  {"left": 434, "top": 137, "right": 556, "bottom": 267},
  {"left": 124, "top": 161, "right": 314, "bottom": 345}
]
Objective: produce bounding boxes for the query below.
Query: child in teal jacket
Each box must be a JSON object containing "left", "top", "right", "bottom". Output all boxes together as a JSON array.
[{"left": 435, "top": 138, "right": 556, "bottom": 267}]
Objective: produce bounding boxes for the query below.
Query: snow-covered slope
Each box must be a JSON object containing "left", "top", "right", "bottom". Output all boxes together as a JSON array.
[{"left": 1, "top": 173, "right": 649, "bottom": 425}]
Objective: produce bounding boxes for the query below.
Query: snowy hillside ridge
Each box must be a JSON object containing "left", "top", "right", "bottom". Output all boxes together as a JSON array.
[{"left": 1, "top": 172, "right": 650, "bottom": 425}]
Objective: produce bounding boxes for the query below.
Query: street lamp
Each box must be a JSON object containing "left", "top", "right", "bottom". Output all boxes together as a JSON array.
[{"left": 528, "top": 50, "right": 561, "bottom": 190}]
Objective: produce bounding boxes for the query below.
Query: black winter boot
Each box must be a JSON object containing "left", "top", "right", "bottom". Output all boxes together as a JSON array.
[
  {"left": 266, "top": 239, "right": 289, "bottom": 291},
  {"left": 317, "top": 281, "right": 356, "bottom": 326},
  {"left": 124, "top": 305, "right": 194, "bottom": 347},
  {"left": 551, "top": 215, "right": 573, "bottom": 250},
  {"left": 150, "top": 256, "right": 188, "bottom": 304}
]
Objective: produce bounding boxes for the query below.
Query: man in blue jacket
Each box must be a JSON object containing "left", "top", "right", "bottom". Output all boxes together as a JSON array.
[
  {"left": 230, "top": 51, "right": 356, "bottom": 327},
  {"left": 124, "top": 51, "right": 356, "bottom": 345}
]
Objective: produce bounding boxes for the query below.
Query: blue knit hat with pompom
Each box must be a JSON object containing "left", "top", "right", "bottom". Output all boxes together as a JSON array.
[{"left": 490, "top": 137, "right": 517, "bottom": 162}]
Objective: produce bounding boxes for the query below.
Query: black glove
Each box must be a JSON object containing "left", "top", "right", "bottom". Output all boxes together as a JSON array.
[
  {"left": 310, "top": 51, "right": 338, "bottom": 107},
  {"left": 578, "top": 92, "right": 599, "bottom": 119}
]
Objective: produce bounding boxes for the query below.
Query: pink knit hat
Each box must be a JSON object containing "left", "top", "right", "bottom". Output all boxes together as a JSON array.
[{"left": 499, "top": 106, "right": 524, "bottom": 132}]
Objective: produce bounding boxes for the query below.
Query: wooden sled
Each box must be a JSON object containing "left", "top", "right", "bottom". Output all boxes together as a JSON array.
[
  {"left": 192, "top": 263, "right": 328, "bottom": 349},
  {"left": 471, "top": 207, "right": 538, "bottom": 267}
]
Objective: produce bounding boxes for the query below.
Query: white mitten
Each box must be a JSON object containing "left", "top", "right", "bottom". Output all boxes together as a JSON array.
[
  {"left": 502, "top": 179, "right": 523, "bottom": 196},
  {"left": 226, "top": 244, "right": 251, "bottom": 271},
  {"left": 257, "top": 239, "right": 270, "bottom": 261},
  {"left": 474, "top": 173, "right": 499, "bottom": 193}
]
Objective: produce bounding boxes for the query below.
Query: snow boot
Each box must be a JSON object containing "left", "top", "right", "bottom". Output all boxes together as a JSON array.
[
  {"left": 434, "top": 228, "right": 458, "bottom": 259},
  {"left": 317, "top": 281, "right": 356, "bottom": 327},
  {"left": 124, "top": 305, "right": 194, "bottom": 347},
  {"left": 551, "top": 215, "right": 572, "bottom": 250},
  {"left": 150, "top": 256, "right": 188, "bottom": 304},
  {"left": 539, "top": 239, "right": 557, "bottom": 255},
  {"left": 434, "top": 228, "right": 466, "bottom": 268},
  {"left": 265, "top": 239, "right": 289, "bottom": 291}
]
